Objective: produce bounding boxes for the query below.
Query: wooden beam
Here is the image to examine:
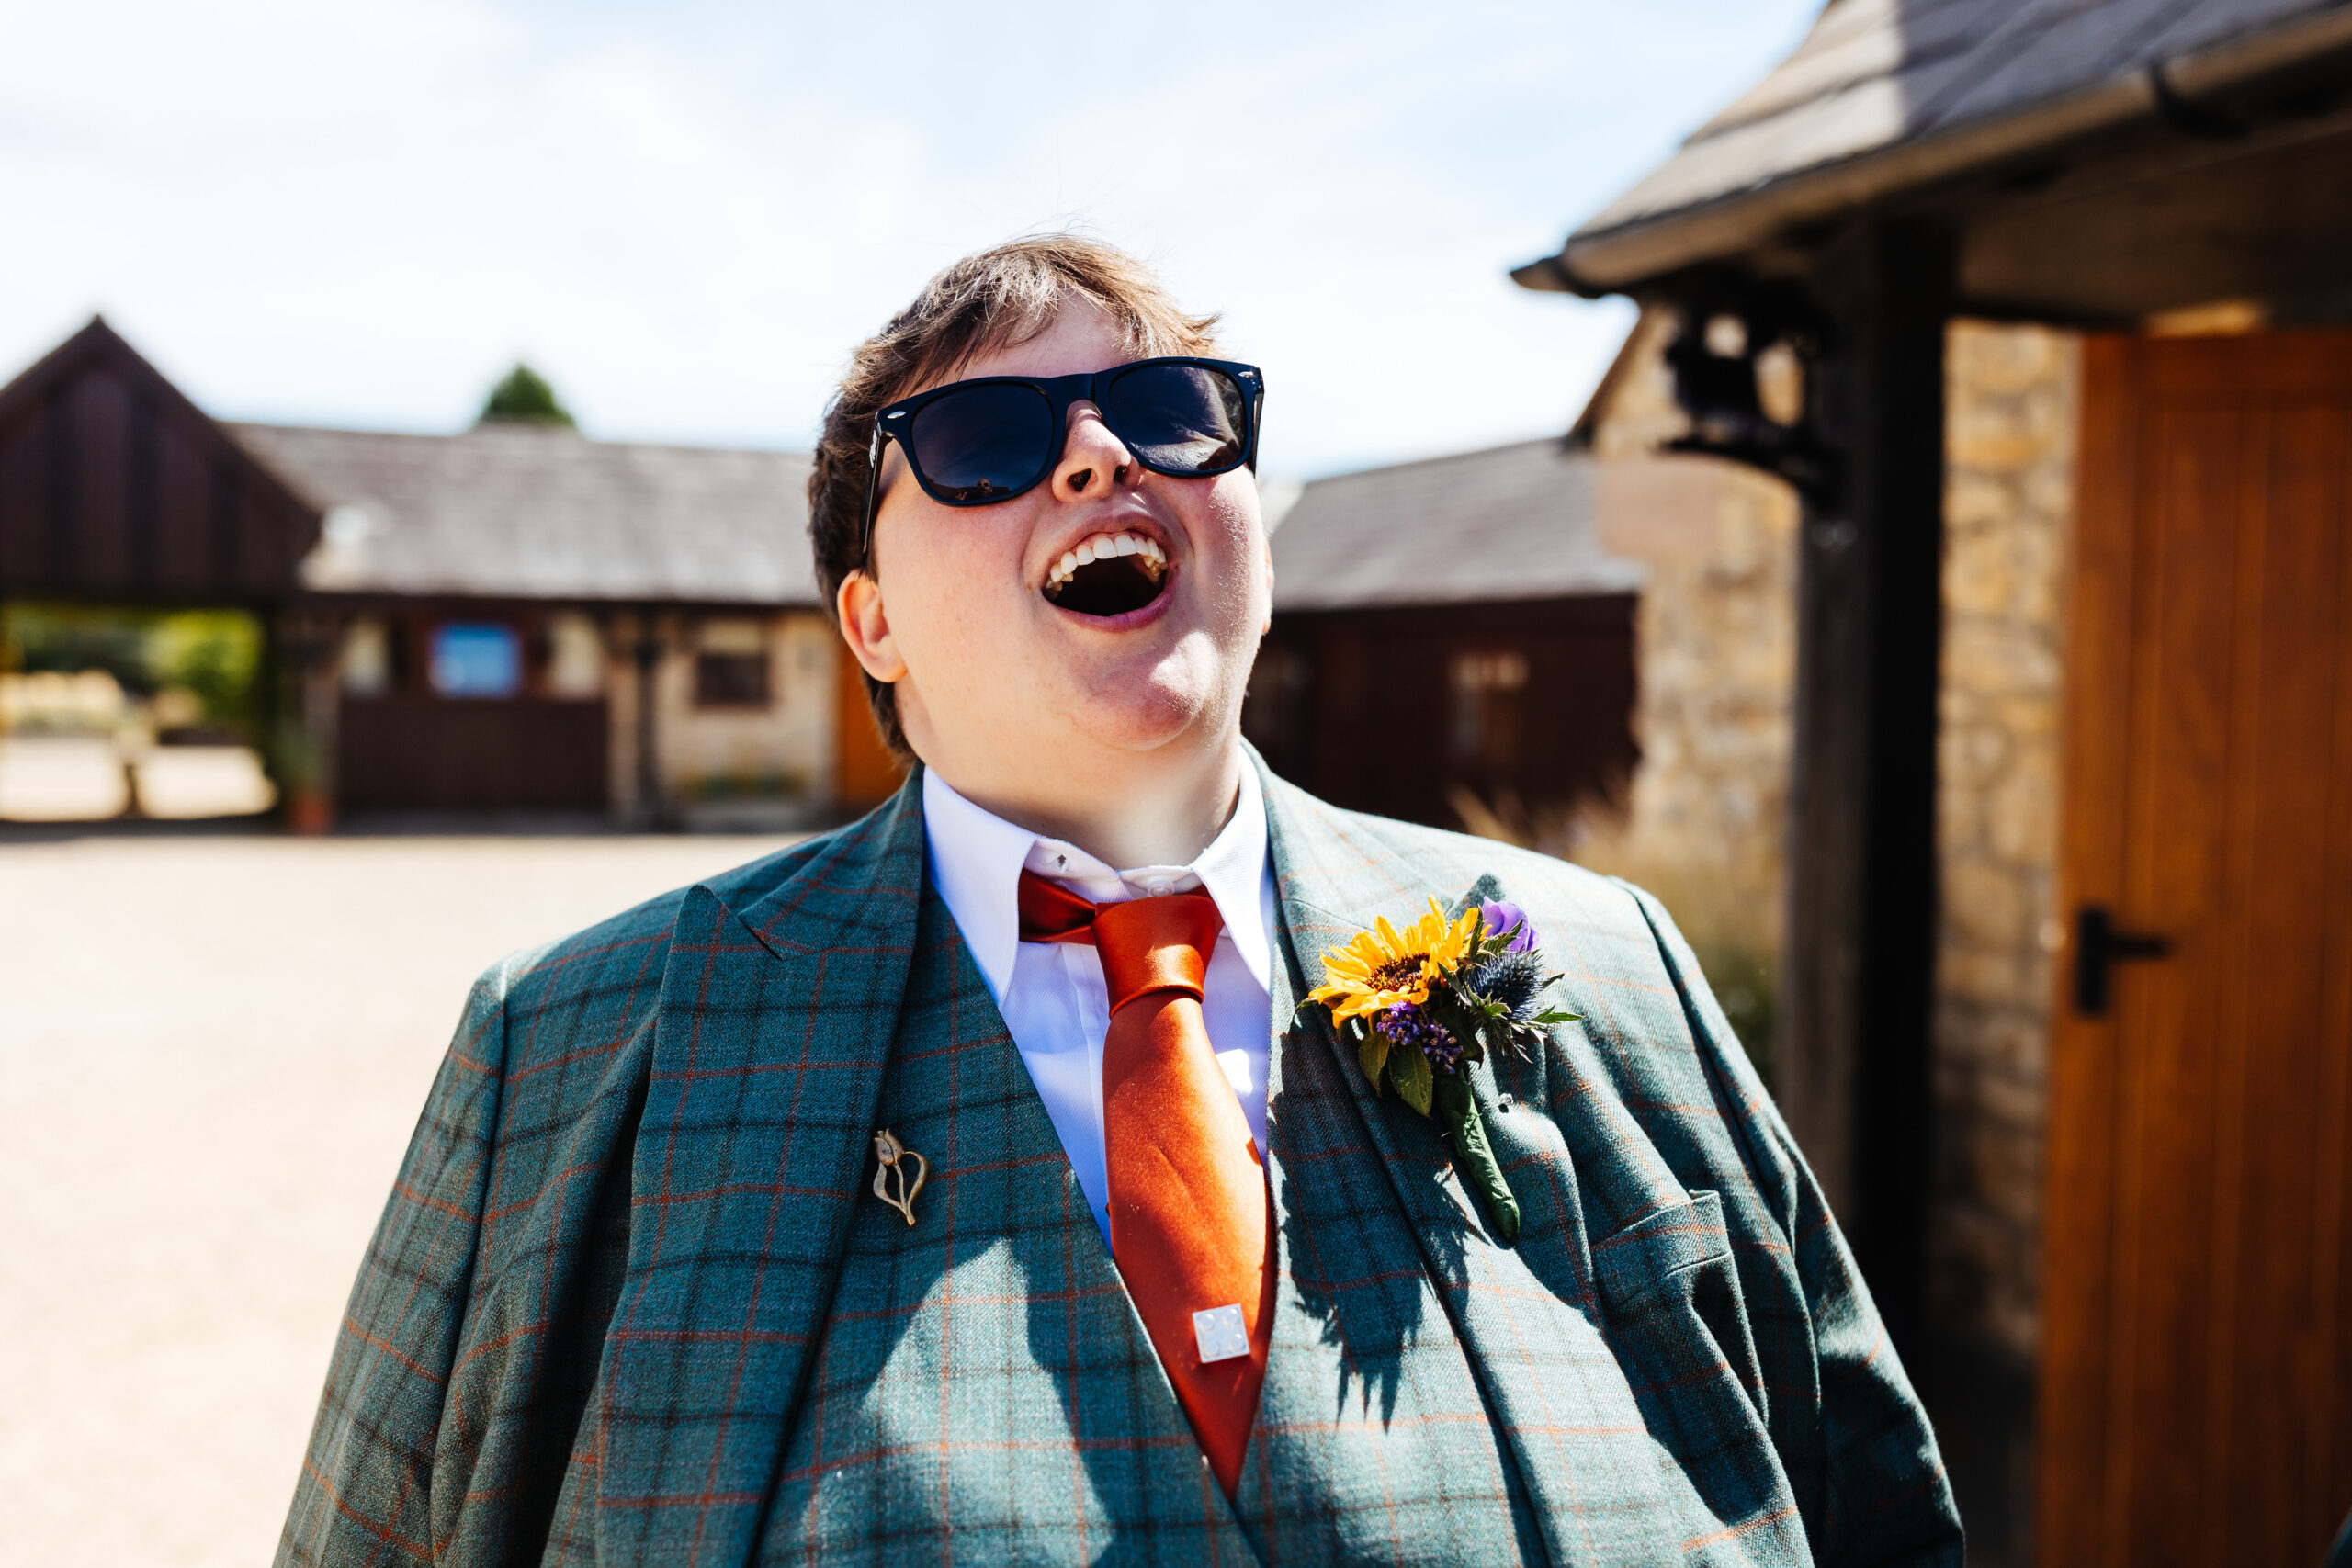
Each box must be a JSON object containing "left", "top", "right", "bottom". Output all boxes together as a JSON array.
[
  {"left": 632, "top": 609, "right": 665, "bottom": 829},
  {"left": 1781, "top": 220, "right": 1954, "bottom": 1350}
]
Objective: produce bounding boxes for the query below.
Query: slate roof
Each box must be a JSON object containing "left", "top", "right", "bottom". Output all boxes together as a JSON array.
[
  {"left": 1269, "top": 439, "right": 1641, "bottom": 611},
  {"left": 231, "top": 423, "right": 818, "bottom": 606},
  {"left": 1539, "top": 0, "right": 2352, "bottom": 288}
]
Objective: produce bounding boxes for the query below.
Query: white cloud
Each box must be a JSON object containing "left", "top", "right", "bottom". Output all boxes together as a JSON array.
[{"left": 0, "top": 0, "right": 1815, "bottom": 473}]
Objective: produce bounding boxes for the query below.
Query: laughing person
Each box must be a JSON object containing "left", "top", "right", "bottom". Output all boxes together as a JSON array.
[{"left": 280, "top": 236, "right": 1962, "bottom": 1566}]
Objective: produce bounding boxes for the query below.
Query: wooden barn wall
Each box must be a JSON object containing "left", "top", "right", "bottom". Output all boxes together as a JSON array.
[
  {"left": 1246, "top": 594, "right": 1638, "bottom": 832},
  {"left": 0, "top": 344, "right": 316, "bottom": 604},
  {"left": 338, "top": 697, "right": 609, "bottom": 812}
]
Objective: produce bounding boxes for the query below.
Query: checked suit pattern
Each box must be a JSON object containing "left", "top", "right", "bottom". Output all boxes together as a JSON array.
[{"left": 279, "top": 756, "right": 1962, "bottom": 1566}]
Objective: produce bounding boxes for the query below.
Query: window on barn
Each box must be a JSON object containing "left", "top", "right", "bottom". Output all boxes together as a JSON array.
[
  {"left": 1448, "top": 649, "right": 1528, "bottom": 769},
  {"left": 695, "top": 619, "right": 772, "bottom": 709},
  {"left": 430, "top": 623, "right": 523, "bottom": 699}
]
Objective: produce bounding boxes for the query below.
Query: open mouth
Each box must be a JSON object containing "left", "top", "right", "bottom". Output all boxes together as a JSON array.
[{"left": 1043, "top": 530, "right": 1170, "bottom": 617}]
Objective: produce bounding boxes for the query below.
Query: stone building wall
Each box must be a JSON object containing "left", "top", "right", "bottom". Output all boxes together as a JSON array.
[
  {"left": 1930, "top": 321, "right": 2078, "bottom": 1362},
  {"left": 605, "top": 607, "right": 843, "bottom": 828},
  {"left": 658, "top": 610, "right": 839, "bottom": 817}
]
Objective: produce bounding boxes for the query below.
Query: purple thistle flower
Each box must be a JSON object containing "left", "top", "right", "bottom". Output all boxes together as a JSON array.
[
  {"left": 1480, "top": 899, "right": 1537, "bottom": 953},
  {"left": 1378, "top": 1000, "right": 1463, "bottom": 1072}
]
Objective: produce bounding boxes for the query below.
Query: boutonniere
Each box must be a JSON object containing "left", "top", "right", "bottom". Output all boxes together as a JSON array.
[{"left": 1298, "top": 885, "right": 1576, "bottom": 1244}]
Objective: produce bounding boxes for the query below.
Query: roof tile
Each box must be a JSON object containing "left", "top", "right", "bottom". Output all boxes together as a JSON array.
[
  {"left": 231, "top": 423, "right": 817, "bottom": 605},
  {"left": 1269, "top": 440, "right": 1640, "bottom": 611},
  {"left": 1573, "top": 0, "right": 2341, "bottom": 250}
]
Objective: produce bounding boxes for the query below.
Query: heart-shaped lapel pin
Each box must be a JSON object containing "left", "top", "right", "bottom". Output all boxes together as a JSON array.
[{"left": 871, "top": 1128, "right": 928, "bottom": 1226}]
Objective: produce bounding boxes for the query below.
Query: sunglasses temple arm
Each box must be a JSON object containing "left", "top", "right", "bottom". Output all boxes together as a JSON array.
[{"left": 859, "top": 429, "right": 887, "bottom": 568}]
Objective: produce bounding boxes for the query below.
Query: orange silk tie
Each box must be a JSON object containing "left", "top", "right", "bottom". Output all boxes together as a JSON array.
[{"left": 1017, "top": 870, "right": 1272, "bottom": 1495}]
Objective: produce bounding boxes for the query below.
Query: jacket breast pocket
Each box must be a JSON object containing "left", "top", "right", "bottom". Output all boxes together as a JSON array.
[{"left": 1589, "top": 1190, "right": 1781, "bottom": 1498}]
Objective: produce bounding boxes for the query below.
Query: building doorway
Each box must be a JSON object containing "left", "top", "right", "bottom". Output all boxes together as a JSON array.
[{"left": 2041, "top": 332, "right": 2352, "bottom": 1563}]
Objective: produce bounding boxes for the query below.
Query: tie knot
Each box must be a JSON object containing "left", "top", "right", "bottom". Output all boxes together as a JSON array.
[{"left": 1017, "top": 870, "right": 1224, "bottom": 1014}]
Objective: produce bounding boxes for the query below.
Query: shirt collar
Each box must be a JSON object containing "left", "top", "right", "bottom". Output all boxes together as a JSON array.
[{"left": 921, "top": 763, "right": 1272, "bottom": 1010}]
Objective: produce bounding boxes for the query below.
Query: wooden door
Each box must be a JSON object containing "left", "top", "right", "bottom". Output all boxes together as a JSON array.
[{"left": 2041, "top": 333, "right": 2352, "bottom": 1564}]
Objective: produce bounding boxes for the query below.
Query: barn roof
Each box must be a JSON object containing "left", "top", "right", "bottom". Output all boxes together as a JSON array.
[
  {"left": 1521, "top": 0, "right": 2352, "bottom": 292},
  {"left": 1268, "top": 439, "right": 1641, "bottom": 612},
  {"left": 232, "top": 423, "right": 818, "bottom": 607}
]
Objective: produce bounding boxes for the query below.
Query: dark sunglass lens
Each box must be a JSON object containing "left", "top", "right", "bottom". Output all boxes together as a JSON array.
[
  {"left": 908, "top": 383, "right": 1056, "bottom": 502},
  {"left": 1103, "top": 365, "right": 1245, "bottom": 473}
]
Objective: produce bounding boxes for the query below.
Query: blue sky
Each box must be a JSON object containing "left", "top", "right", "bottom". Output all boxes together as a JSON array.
[{"left": 1, "top": 0, "right": 1818, "bottom": 478}]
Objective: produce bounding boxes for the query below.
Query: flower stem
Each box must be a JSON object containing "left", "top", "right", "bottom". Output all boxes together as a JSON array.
[{"left": 1433, "top": 1072, "right": 1520, "bottom": 1245}]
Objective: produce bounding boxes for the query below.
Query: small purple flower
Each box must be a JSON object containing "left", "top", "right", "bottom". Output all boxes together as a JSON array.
[
  {"left": 1480, "top": 899, "right": 1537, "bottom": 953},
  {"left": 1378, "top": 1000, "right": 1462, "bottom": 1072}
]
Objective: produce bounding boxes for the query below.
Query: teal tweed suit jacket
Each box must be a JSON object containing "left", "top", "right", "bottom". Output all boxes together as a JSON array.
[{"left": 280, "top": 761, "right": 1962, "bottom": 1566}]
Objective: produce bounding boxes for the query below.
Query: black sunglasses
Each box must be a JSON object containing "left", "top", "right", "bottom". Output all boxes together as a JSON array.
[{"left": 859, "top": 356, "right": 1263, "bottom": 564}]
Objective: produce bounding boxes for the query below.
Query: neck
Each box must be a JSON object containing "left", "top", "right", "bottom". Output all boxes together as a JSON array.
[{"left": 924, "top": 736, "right": 1247, "bottom": 870}]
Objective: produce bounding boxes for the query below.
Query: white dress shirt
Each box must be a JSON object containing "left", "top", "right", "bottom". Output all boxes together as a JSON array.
[{"left": 922, "top": 766, "right": 1277, "bottom": 1247}]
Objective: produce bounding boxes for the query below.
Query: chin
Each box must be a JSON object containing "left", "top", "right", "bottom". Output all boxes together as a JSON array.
[{"left": 1061, "top": 661, "right": 1232, "bottom": 757}]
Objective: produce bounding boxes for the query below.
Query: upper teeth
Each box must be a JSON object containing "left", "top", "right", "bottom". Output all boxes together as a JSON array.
[{"left": 1046, "top": 532, "right": 1167, "bottom": 592}]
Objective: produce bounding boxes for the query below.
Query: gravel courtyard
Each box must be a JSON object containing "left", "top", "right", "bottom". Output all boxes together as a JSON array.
[{"left": 0, "top": 829, "right": 802, "bottom": 1568}]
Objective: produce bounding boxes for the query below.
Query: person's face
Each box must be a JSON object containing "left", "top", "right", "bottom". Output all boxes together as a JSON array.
[{"left": 838, "top": 300, "right": 1272, "bottom": 791}]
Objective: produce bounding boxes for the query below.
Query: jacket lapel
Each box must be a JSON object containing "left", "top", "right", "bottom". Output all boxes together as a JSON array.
[
  {"left": 1256, "top": 760, "right": 1694, "bottom": 1567},
  {"left": 594, "top": 777, "right": 927, "bottom": 1564},
  {"left": 1257, "top": 756, "right": 1536, "bottom": 1258},
  {"left": 1232, "top": 835, "right": 1551, "bottom": 1564}
]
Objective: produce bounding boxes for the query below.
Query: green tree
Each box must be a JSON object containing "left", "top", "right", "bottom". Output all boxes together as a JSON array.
[{"left": 480, "top": 363, "right": 575, "bottom": 427}]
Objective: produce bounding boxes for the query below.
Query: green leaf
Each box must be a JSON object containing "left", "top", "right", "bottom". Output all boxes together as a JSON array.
[
  {"left": 1390, "top": 1044, "right": 1434, "bottom": 1116},
  {"left": 1433, "top": 1072, "right": 1521, "bottom": 1245},
  {"left": 1357, "top": 1030, "right": 1390, "bottom": 1095}
]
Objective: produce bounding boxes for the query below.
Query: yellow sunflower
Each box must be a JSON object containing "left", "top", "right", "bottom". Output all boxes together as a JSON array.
[{"left": 1308, "top": 898, "right": 1481, "bottom": 1023}]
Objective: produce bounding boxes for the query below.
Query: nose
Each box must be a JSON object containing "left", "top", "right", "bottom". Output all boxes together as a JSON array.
[{"left": 1052, "top": 401, "right": 1136, "bottom": 500}]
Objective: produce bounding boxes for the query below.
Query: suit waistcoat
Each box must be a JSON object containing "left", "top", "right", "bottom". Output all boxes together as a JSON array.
[{"left": 757, "top": 888, "right": 1543, "bottom": 1565}]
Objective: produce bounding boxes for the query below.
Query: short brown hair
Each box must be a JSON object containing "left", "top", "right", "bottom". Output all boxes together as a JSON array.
[{"left": 808, "top": 234, "right": 1222, "bottom": 758}]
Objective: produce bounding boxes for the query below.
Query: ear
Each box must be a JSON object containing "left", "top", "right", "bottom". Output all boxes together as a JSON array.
[{"left": 835, "top": 571, "right": 909, "bottom": 684}]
